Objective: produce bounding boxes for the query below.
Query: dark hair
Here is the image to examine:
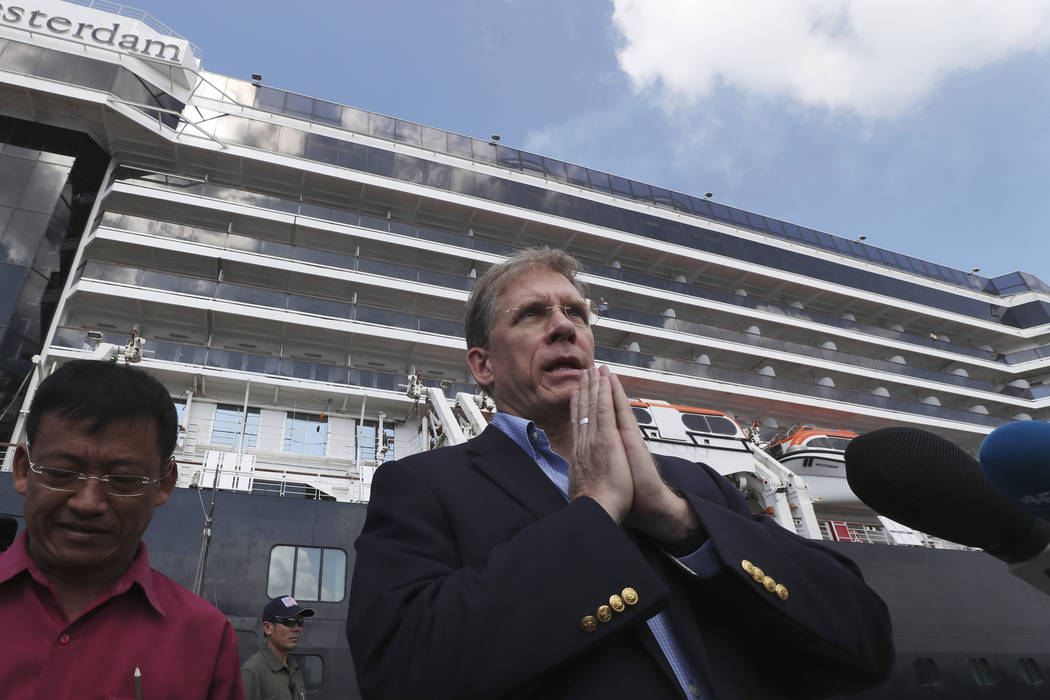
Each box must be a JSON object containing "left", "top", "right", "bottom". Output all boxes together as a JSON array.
[
  {"left": 465, "top": 247, "right": 586, "bottom": 350},
  {"left": 26, "top": 360, "right": 178, "bottom": 462}
]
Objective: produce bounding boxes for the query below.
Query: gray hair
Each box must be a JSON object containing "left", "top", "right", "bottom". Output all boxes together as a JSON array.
[{"left": 465, "top": 247, "right": 587, "bottom": 350}]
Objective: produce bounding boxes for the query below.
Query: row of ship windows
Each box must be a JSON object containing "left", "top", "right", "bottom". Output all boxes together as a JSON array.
[
  {"left": 243, "top": 82, "right": 1043, "bottom": 300},
  {"left": 632, "top": 407, "right": 738, "bottom": 436},
  {"left": 52, "top": 326, "right": 480, "bottom": 399},
  {"left": 57, "top": 321, "right": 1018, "bottom": 433},
  {"left": 97, "top": 201, "right": 1003, "bottom": 365},
  {"left": 186, "top": 114, "right": 1024, "bottom": 326},
  {"left": 175, "top": 403, "right": 395, "bottom": 462},
  {"left": 107, "top": 164, "right": 1048, "bottom": 362},
  {"left": 72, "top": 256, "right": 1028, "bottom": 428},
  {"left": 913, "top": 656, "right": 1045, "bottom": 688},
  {"left": 76, "top": 253, "right": 1048, "bottom": 412},
  {"left": 94, "top": 213, "right": 1002, "bottom": 394},
  {"left": 113, "top": 141, "right": 1036, "bottom": 333}
]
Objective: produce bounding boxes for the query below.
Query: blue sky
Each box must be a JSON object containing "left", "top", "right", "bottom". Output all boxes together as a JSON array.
[{"left": 126, "top": 0, "right": 1050, "bottom": 286}]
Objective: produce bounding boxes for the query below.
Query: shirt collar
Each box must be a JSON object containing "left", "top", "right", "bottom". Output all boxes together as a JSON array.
[
  {"left": 119, "top": 539, "right": 164, "bottom": 616},
  {"left": 261, "top": 643, "right": 298, "bottom": 672},
  {"left": 490, "top": 413, "right": 541, "bottom": 460},
  {"left": 0, "top": 530, "right": 32, "bottom": 585},
  {"left": 0, "top": 530, "right": 164, "bottom": 616}
]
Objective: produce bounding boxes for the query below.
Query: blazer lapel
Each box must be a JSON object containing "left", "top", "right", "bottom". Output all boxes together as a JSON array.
[{"left": 466, "top": 425, "right": 568, "bottom": 520}]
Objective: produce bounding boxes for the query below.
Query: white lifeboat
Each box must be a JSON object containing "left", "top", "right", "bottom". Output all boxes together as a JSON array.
[
  {"left": 630, "top": 399, "right": 755, "bottom": 476},
  {"left": 766, "top": 426, "right": 859, "bottom": 504}
]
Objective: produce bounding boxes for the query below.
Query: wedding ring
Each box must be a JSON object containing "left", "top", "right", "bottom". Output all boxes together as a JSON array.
[{"left": 578, "top": 417, "right": 589, "bottom": 426}]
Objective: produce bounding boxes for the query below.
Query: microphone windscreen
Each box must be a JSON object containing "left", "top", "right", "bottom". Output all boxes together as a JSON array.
[
  {"left": 980, "top": 421, "right": 1050, "bottom": 520},
  {"left": 845, "top": 427, "right": 1045, "bottom": 561}
]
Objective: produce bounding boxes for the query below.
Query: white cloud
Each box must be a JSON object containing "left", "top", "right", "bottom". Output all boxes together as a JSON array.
[{"left": 612, "top": 1, "right": 1050, "bottom": 118}]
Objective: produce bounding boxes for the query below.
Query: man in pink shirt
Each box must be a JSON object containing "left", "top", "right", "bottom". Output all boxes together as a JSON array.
[{"left": 0, "top": 359, "right": 244, "bottom": 699}]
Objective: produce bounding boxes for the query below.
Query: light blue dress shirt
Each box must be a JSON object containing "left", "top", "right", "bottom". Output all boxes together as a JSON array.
[{"left": 491, "top": 413, "right": 716, "bottom": 699}]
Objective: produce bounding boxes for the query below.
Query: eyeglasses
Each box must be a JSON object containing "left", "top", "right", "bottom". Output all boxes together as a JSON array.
[
  {"left": 504, "top": 302, "right": 590, "bottom": 328},
  {"left": 272, "top": 617, "right": 306, "bottom": 628},
  {"left": 27, "top": 459, "right": 175, "bottom": 497}
]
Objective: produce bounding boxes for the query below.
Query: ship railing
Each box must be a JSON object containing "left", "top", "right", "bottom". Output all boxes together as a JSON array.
[
  {"left": 178, "top": 454, "right": 374, "bottom": 503},
  {"left": 95, "top": 205, "right": 1008, "bottom": 397},
  {"left": 199, "top": 73, "right": 1015, "bottom": 300},
  {"left": 51, "top": 326, "right": 479, "bottom": 398},
  {"left": 65, "top": 261, "right": 1023, "bottom": 428},
  {"left": 105, "top": 171, "right": 1002, "bottom": 364},
  {"left": 60, "top": 0, "right": 202, "bottom": 57}
]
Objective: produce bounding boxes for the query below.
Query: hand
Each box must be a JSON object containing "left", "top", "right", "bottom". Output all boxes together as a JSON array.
[
  {"left": 568, "top": 367, "right": 633, "bottom": 523},
  {"left": 604, "top": 367, "right": 703, "bottom": 545}
]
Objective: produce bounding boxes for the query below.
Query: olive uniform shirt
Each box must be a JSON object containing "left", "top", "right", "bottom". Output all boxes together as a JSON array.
[{"left": 241, "top": 644, "right": 306, "bottom": 700}]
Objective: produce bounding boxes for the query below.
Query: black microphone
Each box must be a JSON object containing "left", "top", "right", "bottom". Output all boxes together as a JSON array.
[{"left": 844, "top": 427, "right": 1050, "bottom": 565}]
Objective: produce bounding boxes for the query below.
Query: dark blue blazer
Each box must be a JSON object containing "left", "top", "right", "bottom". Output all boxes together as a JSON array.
[{"left": 348, "top": 426, "right": 892, "bottom": 699}]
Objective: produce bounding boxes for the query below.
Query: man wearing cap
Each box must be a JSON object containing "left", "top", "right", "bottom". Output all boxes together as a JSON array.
[{"left": 242, "top": 595, "right": 314, "bottom": 700}]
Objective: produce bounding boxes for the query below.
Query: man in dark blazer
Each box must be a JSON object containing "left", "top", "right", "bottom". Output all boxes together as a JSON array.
[{"left": 348, "top": 248, "right": 893, "bottom": 699}]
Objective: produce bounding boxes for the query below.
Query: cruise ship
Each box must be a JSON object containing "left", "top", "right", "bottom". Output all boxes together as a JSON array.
[{"left": 3, "top": 1, "right": 1050, "bottom": 697}]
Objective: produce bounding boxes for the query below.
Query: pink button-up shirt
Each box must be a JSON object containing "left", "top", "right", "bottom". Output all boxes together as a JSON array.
[{"left": 0, "top": 531, "right": 244, "bottom": 699}]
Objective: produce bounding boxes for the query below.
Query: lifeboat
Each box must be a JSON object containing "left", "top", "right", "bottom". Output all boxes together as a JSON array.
[
  {"left": 766, "top": 426, "right": 859, "bottom": 504},
  {"left": 630, "top": 399, "right": 755, "bottom": 475}
]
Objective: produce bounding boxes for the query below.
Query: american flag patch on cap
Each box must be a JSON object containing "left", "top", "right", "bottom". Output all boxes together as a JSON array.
[{"left": 282, "top": 596, "right": 297, "bottom": 607}]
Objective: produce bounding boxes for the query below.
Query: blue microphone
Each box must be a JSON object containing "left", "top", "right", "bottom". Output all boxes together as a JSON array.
[{"left": 979, "top": 421, "right": 1050, "bottom": 522}]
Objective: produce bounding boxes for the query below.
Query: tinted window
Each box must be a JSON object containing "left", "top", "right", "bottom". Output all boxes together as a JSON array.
[
  {"left": 681, "top": 413, "right": 710, "bottom": 432},
  {"left": 267, "top": 545, "right": 347, "bottom": 602},
  {"left": 254, "top": 86, "right": 285, "bottom": 111},
  {"left": 284, "top": 92, "right": 313, "bottom": 118},
  {"left": 211, "top": 405, "right": 260, "bottom": 449},
  {"left": 706, "top": 416, "right": 738, "bottom": 436},
  {"left": 632, "top": 407, "right": 653, "bottom": 425},
  {"left": 609, "top": 175, "right": 632, "bottom": 197},
  {"left": 395, "top": 120, "right": 421, "bottom": 146},
  {"left": 284, "top": 412, "right": 328, "bottom": 455},
  {"left": 1019, "top": 658, "right": 1044, "bottom": 685},
  {"left": 968, "top": 658, "right": 995, "bottom": 686},
  {"left": 369, "top": 114, "right": 395, "bottom": 140},
  {"left": 358, "top": 421, "right": 395, "bottom": 462},
  {"left": 913, "top": 658, "right": 940, "bottom": 686},
  {"left": 312, "top": 100, "right": 342, "bottom": 125},
  {"left": 294, "top": 655, "right": 325, "bottom": 691}
]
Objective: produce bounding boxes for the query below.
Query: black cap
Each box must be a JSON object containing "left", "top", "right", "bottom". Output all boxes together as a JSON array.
[{"left": 263, "top": 595, "right": 315, "bottom": 621}]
